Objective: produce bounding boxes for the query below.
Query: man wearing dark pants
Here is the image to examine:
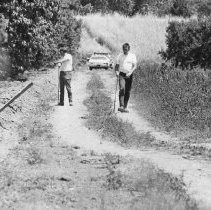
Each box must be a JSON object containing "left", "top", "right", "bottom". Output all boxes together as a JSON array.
[
  {"left": 55, "top": 49, "right": 73, "bottom": 106},
  {"left": 115, "top": 43, "right": 137, "bottom": 113},
  {"left": 59, "top": 71, "right": 72, "bottom": 106}
]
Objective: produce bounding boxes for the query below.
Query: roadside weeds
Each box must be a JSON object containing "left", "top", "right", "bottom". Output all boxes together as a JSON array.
[{"left": 84, "top": 73, "right": 155, "bottom": 147}]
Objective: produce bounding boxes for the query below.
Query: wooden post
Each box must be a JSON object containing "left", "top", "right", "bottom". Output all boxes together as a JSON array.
[{"left": 0, "top": 82, "right": 33, "bottom": 113}]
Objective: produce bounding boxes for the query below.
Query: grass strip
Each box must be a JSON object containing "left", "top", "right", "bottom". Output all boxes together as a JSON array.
[{"left": 84, "top": 73, "right": 155, "bottom": 147}]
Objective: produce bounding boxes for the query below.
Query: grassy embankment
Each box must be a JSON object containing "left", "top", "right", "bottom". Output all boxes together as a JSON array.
[{"left": 82, "top": 13, "right": 211, "bottom": 141}]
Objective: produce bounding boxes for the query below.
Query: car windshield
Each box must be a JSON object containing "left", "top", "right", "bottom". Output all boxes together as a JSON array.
[{"left": 91, "top": 56, "right": 107, "bottom": 60}]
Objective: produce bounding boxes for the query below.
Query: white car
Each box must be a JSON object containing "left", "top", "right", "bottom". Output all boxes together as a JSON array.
[{"left": 88, "top": 53, "right": 113, "bottom": 70}]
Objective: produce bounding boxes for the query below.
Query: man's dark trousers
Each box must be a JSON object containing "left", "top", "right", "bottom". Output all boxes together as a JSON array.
[
  {"left": 59, "top": 71, "right": 72, "bottom": 104},
  {"left": 119, "top": 72, "right": 133, "bottom": 108}
]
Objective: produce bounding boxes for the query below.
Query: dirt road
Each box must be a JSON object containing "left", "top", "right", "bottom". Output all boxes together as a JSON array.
[{"left": 49, "top": 66, "right": 211, "bottom": 209}]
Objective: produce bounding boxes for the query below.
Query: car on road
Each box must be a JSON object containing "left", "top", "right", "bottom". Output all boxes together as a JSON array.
[{"left": 88, "top": 53, "right": 113, "bottom": 70}]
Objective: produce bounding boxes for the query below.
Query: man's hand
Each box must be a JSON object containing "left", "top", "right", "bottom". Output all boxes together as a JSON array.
[
  {"left": 126, "top": 72, "right": 131, "bottom": 78},
  {"left": 56, "top": 62, "right": 62, "bottom": 67}
]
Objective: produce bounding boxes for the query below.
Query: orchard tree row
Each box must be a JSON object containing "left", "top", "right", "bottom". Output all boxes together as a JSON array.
[
  {"left": 79, "top": 0, "right": 211, "bottom": 17},
  {"left": 160, "top": 16, "right": 211, "bottom": 70},
  {"left": 0, "top": 0, "right": 81, "bottom": 76}
]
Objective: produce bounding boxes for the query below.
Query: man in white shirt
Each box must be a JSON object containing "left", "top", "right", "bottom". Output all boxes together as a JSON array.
[
  {"left": 55, "top": 48, "right": 73, "bottom": 106},
  {"left": 115, "top": 43, "right": 137, "bottom": 113}
]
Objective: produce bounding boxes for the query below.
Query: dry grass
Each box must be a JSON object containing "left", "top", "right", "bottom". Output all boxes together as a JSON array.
[
  {"left": 81, "top": 13, "right": 186, "bottom": 61},
  {"left": 78, "top": 27, "right": 110, "bottom": 57}
]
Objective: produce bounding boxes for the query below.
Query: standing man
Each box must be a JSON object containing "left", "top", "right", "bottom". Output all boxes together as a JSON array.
[
  {"left": 55, "top": 48, "right": 74, "bottom": 106},
  {"left": 115, "top": 43, "right": 137, "bottom": 113}
]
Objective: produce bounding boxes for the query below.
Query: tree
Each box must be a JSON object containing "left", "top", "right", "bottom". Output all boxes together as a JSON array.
[
  {"left": 0, "top": 0, "right": 81, "bottom": 76},
  {"left": 107, "top": 0, "right": 135, "bottom": 16},
  {"left": 0, "top": 14, "right": 7, "bottom": 47},
  {"left": 197, "top": 1, "right": 211, "bottom": 17},
  {"left": 81, "top": 0, "right": 109, "bottom": 13},
  {"left": 160, "top": 17, "right": 211, "bottom": 70},
  {"left": 132, "top": 0, "right": 149, "bottom": 15},
  {"left": 170, "top": 0, "right": 192, "bottom": 17}
]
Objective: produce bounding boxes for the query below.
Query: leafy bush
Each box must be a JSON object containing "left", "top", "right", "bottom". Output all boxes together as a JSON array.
[
  {"left": 0, "top": 14, "right": 10, "bottom": 80},
  {"left": 160, "top": 17, "right": 211, "bottom": 70},
  {"left": 143, "top": 0, "right": 192, "bottom": 17},
  {"left": 108, "top": 0, "right": 135, "bottom": 16},
  {"left": 78, "top": 3, "right": 93, "bottom": 15},
  {"left": 79, "top": 0, "right": 197, "bottom": 17},
  {"left": 132, "top": 0, "right": 149, "bottom": 15},
  {"left": 146, "top": 0, "right": 173, "bottom": 16},
  {"left": 170, "top": 0, "right": 192, "bottom": 17},
  {"left": 0, "top": 0, "right": 81, "bottom": 76},
  {"left": 0, "top": 14, "right": 7, "bottom": 47},
  {"left": 81, "top": 0, "right": 135, "bottom": 16},
  {"left": 197, "top": 1, "right": 211, "bottom": 17},
  {"left": 81, "top": 0, "right": 109, "bottom": 13}
]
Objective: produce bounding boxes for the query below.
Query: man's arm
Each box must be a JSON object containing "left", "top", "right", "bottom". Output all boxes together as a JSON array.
[
  {"left": 131, "top": 61, "right": 137, "bottom": 72},
  {"left": 54, "top": 54, "right": 71, "bottom": 65},
  {"left": 55, "top": 57, "right": 67, "bottom": 64}
]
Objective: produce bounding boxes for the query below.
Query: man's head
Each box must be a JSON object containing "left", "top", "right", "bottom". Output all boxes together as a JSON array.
[
  {"left": 60, "top": 48, "right": 68, "bottom": 55},
  {"left": 122, "top": 43, "right": 130, "bottom": 55}
]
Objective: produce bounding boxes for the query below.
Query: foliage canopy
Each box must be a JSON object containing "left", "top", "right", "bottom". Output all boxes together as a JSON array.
[
  {"left": 0, "top": 0, "right": 81, "bottom": 76},
  {"left": 160, "top": 17, "right": 211, "bottom": 70}
]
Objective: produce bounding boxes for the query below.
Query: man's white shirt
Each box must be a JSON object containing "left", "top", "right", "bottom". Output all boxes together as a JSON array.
[
  {"left": 58, "top": 53, "right": 73, "bottom": 72},
  {"left": 116, "top": 52, "right": 137, "bottom": 75}
]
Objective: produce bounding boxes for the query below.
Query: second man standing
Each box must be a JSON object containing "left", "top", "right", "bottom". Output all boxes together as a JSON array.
[
  {"left": 115, "top": 43, "right": 137, "bottom": 113},
  {"left": 55, "top": 48, "right": 74, "bottom": 106}
]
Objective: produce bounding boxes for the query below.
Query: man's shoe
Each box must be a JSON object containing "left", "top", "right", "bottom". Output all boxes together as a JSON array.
[
  {"left": 118, "top": 106, "right": 124, "bottom": 112},
  {"left": 122, "top": 108, "right": 129, "bottom": 113},
  {"left": 69, "top": 102, "right": 73, "bottom": 106},
  {"left": 58, "top": 102, "right": 64, "bottom": 106}
]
